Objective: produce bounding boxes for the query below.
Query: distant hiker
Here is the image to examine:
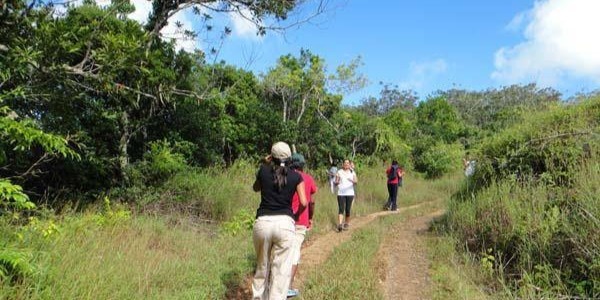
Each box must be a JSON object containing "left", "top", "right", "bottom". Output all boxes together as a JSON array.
[
  {"left": 463, "top": 156, "right": 475, "bottom": 177},
  {"left": 287, "top": 153, "right": 318, "bottom": 298},
  {"left": 335, "top": 159, "right": 358, "bottom": 232},
  {"left": 384, "top": 160, "right": 403, "bottom": 211},
  {"left": 327, "top": 162, "right": 338, "bottom": 194},
  {"left": 252, "top": 142, "right": 307, "bottom": 300},
  {"left": 464, "top": 160, "right": 476, "bottom": 177}
]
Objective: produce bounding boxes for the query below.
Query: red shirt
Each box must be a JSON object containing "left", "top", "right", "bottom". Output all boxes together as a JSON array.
[
  {"left": 292, "top": 170, "right": 317, "bottom": 228},
  {"left": 386, "top": 166, "right": 403, "bottom": 184}
]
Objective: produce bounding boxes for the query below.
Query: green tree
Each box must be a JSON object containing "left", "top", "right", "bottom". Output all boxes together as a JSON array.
[
  {"left": 358, "top": 83, "right": 418, "bottom": 116},
  {"left": 440, "top": 84, "right": 560, "bottom": 132},
  {"left": 415, "top": 96, "right": 464, "bottom": 143}
]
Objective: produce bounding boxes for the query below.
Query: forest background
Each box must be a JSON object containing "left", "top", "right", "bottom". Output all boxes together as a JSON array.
[{"left": 1, "top": 1, "right": 598, "bottom": 299}]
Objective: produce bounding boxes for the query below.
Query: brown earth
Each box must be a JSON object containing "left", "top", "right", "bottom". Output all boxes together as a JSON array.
[
  {"left": 228, "top": 202, "right": 442, "bottom": 299},
  {"left": 377, "top": 210, "right": 445, "bottom": 300}
]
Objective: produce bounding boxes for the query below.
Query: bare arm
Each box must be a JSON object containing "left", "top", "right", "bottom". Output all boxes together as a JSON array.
[
  {"left": 253, "top": 179, "right": 261, "bottom": 192},
  {"left": 296, "top": 181, "right": 308, "bottom": 207}
]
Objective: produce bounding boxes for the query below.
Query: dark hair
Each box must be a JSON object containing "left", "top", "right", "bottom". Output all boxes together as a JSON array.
[
  {"left": 271, "top": 158, "right": 289, "bottom": 190},
  {"left": 392, "top": 160, "right": 398, "bottom": 166},
  {"left": 291, "top": 161, "right": 304, "bottom": 171}
]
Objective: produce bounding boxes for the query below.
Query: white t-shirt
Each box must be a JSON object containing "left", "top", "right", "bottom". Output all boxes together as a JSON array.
[{"left": 336, "top": 169, "right": 356, "bottom": 196}]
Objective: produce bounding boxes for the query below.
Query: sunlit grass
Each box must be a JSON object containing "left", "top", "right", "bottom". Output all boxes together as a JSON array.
[{"left": 0, "top": 214, "right": 253, "bottom": 299}]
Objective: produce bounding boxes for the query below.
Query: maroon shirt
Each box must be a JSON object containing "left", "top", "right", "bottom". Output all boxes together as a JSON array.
[{"left": 386, "top": 166, "right": 402, "bottom": 184}]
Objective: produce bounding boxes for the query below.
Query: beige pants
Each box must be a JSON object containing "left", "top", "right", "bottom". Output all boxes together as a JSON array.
[
  {"left": 252, "top": 215, "right": 295, "bottom": 300},
  {"left": 291, "top": 225, "right": 307, "bottom": 265}
]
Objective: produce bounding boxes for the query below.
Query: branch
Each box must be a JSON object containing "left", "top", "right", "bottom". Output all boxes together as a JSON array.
[
  {"left": 146, "top": 0, "right": 330, "bottom": 46},
  {"left": 525, "top": 131, "right": 595, "bottom": 146},
  {"left": 6, "top": 153, "right": 53, "bottom": 180}
]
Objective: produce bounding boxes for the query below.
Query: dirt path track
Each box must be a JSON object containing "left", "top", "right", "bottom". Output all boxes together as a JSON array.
[
  {"left": 294, "top": 202, "right": 434, "bottom": 289},
  {"left": 379, "top": 210, "right": 444, "bottom": 300},
  {"left": 229, "top": 202, "right": 442, "bottom": 299}
]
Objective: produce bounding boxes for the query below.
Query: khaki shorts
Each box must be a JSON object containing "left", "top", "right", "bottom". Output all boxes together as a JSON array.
[{"left": 291, "top": 225, "right": 307, "bottom": 265}]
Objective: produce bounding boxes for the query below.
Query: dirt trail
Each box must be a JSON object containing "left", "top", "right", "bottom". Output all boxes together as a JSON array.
[
  {"left": 229, "top": 202, "right": 442, "bottom": 299},
  {"left": 293, "top": 202, "right": 432, "bottom": 289},
  {"left": 378, "top": 209, "right": 445, "bottom": 300}
]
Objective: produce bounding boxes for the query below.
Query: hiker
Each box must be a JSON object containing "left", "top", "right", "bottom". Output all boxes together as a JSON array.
[
  {"left": 465, "top": 160, "right": 476, "bottom": 177},
  {"left": 327, "top": 162, "right": 338, "bottom": 194},
  {"left": 463, "top": 156, "right": 475, "bottom": 177},
  {"left": 335, "top": 159, "right": 358, "bottom": 232},
  {"left": 252, "top": 142, "right": 308, "bottom": 300},
  {"left": 287, "top": 153, "right": 318, "bottom": 298},
  {"left": 384, "top": 160, "right": 403, "bottom": 211}
]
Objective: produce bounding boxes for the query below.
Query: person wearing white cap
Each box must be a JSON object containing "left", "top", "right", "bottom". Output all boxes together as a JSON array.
[{"left": 252, "top": 141, "right": 308, "bottom": 300}]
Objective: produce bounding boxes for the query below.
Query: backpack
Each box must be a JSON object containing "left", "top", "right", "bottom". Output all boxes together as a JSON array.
[{"left": 388, "top": 166, "right": 398, "bottom": 180}]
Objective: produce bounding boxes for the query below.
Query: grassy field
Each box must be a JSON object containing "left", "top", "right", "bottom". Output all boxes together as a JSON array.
[{"left": 1, "top": 164, "right": 495, "bottom": 299}]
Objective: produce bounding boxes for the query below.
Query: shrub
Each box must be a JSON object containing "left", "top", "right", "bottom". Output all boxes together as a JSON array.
[
  {"left": 125, "top": 140, "right": 189, "bottom": 186},
  {"left": 415, "top": 142, "right": 462, "bottom": 178}
]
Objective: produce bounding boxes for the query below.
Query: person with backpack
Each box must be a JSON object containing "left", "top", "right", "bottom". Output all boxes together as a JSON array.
[
  {"left": 384, "top": 160, "right": 403, "bottom": 211},
  {"left": 252, "top": 142, "right": 308, "bottom": 300},
  {"left": 287, "top": 153, "right": 317, "bottom": 298}
]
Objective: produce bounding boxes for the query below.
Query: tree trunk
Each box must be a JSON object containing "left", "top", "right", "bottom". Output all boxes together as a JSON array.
[
  {"left": 118, "top": 111, "right": 130, "bottom": 181},
  {"left": 282, "top": 97, "right": 288, "bottom": 123},
  {"left": 296, "top": 94, "right": 307, "bottom": 124}
]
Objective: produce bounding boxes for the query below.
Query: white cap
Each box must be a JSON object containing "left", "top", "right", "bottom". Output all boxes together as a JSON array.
[{"left": 271, "top": 142, "right": 292, "bottom": 160}]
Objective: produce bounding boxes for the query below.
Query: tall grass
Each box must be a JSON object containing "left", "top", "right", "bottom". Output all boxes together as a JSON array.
[
  {"left": 0, "top": 162, "right": 462, "bottom": 299},
  {"left": 447, "top": 161, "right": 599, "bottom": 297},
  {"left": 300, "top": 216, "right": 391, "bottom": 300},
  {"left": 0, "top": 213, "right": 253, "bottom": 299},
  {"left": 443, "top": 97, "right": 600, "bottom": 298},
  {"left": 427, "top": 234, "right": 494, "bottom": 300}
]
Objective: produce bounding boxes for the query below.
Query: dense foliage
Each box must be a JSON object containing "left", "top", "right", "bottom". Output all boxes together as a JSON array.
[{"left": 443, "top": 96, "right": 600, "bottom": 298}]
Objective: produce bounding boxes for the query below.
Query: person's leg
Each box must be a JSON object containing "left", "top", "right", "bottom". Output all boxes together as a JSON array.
[
  {"left": 344, "top": 196, "right": 354, "bottom": 229},
  {"left": 289, "top": 226, "right": 307, "bottom": 293},
  {"left": 390, "top": 183, "right": 398, "bottom": 211},
  {"left": 337, "top": 196, "right": 345, "bottom": 231},
  {"left": 385, "top": 183, "right": 393, "bottom": 210},
  {"left": 268, "top": 216, "right": 296, "bottom": 300},
  {"left": 252, "top": 218, "right": 273, "bottom": 300}
]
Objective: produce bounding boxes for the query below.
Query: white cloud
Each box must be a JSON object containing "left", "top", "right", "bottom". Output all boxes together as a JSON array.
[
  {"left": 399, "top": 59, "right": 448, "bottom": 90},
  {"left": 128, "top": 0, "right": 153, "bottom": 24},
  {"left": 158, "top": 10, "right": 198, "bottom": 52},
  {"left": 492, "top": 0, "right": 600, "bottom": 86},
  {"left": 228, "top": 8, "right": 263, "bottom": 40},
  {"left": 95, "top": 0, "right": 111, "bottom": 7},
  {"left": 505, "top": 11, "right": 527, "bottom": 32}
]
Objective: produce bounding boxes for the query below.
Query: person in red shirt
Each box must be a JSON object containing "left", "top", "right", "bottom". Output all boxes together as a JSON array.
[
  {"left": 384, "top": 160, "right": 403, "bottom": 211},
  {"left": 287, "top": 153, "right": 317, "bottom": 298}
]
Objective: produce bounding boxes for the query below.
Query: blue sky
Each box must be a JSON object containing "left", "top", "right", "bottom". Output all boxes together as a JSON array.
[{"left": 124, "top": 0, "right": 600, "bottom": 104}]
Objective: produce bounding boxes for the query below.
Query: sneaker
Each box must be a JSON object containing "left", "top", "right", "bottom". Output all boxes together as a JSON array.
[
  {"left": 343, "top": 223, "right": 349, "bottom": 230},
  {"left": 287, "top": 289, "right": 299, "bottom": 298},
  {"left": 337, "top": 224, "right": 343, "bottom": 232}
]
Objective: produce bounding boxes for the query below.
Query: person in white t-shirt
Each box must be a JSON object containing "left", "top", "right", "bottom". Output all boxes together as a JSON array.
[{"left": 334, "top": 159, "right": 358, "bottom": 232}]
